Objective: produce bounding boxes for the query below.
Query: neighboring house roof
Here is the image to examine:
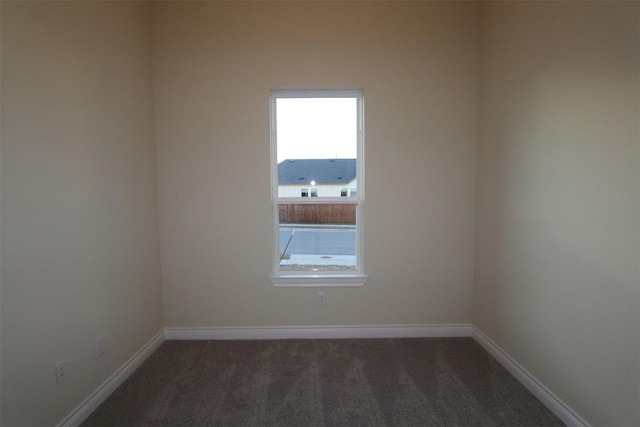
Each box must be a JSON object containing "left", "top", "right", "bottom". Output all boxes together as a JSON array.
[{"left": 278, "top": 159, "right": 356, "bottom": 185}]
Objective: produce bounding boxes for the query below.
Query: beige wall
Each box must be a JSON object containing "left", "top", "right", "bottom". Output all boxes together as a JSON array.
[
  {"left": 474, "top": 2, "right": 639, "bottom": 426},
  {"left": 1, "top": 2, "right": 163, "bottom": 425},
  {"left": 152, "top": 1, "right": 479, "bottom": 328}
]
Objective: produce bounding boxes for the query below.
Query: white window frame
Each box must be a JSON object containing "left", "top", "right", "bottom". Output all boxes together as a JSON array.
[{"left": 269, "top": 89, "right": 367, "bottom": 287}]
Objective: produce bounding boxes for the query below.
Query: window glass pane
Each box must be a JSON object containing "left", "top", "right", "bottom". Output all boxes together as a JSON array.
[
  {"left": 276, "top": 98, "right": 357, "bottom": 198},
  {"left": 278, "top": 203, "right": 356, "bottom": 271},
  {"left": 271, "top": 90, "right": 363, "bottom": 281}
]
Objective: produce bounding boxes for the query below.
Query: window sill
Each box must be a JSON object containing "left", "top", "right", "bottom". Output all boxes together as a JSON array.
[{"left": 269, "top": 273, "right": 368, "bottom": 287}]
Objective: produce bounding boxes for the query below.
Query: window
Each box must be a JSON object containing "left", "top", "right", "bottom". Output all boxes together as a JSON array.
[
  {"left": 270, "top": 89, "right": 366, "bottom": 287},
  {"left": 340, "top": 187, "right": 357, "bottom": 197}
]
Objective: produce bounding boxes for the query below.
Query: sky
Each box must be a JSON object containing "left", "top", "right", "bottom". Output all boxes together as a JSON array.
[{"left": 276, "top": 98, "right": 357, "bottom": 163}]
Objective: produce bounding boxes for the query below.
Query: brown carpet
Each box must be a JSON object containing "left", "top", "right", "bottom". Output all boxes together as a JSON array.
[{"left": 82, "top": 338, "right": 563, "bottom": 426}]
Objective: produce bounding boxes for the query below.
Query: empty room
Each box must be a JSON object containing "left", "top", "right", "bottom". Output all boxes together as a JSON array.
[{"left": 1, "top": 1, "right": 638, "bottom": 426}]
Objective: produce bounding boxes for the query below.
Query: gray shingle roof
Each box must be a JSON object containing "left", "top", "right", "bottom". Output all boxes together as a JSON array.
[{"left": 278, "top": 159, "right": 356, "bottom": 185}]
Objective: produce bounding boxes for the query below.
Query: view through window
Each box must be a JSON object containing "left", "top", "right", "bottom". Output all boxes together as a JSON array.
[{"left": 271, "top": 90, "right": 363, "bottom": 276}]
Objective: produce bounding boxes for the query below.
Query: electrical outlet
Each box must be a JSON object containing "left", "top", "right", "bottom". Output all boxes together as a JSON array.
[
  {"left": 95, "top": 335, "right": 105, "bottom": 357},
  {"left": 318, "top": 292, "right": 326, "bottom": 305},
  {"left": 55, "top": 360, "right": 67, "bottom": 384}
]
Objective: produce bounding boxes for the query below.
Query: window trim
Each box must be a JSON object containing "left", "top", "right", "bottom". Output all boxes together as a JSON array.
[{"left": 269, "top": 89, "right": 367, "bottom": 287}]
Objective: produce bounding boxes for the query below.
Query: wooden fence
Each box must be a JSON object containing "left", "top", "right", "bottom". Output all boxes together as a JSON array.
[{"left": 279, "top": 204, "right": 356, "bottom": 225}]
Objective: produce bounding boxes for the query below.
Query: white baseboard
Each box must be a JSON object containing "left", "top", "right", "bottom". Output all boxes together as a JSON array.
[
  {"left": 57, "top": 329, "right": 165, "bottom": 427},
  {"left": 164, "top": 323, "right": 473, "bottom": 340},
  {"left": 471, "top": 326, "right": 589, "bottom": 427}
]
